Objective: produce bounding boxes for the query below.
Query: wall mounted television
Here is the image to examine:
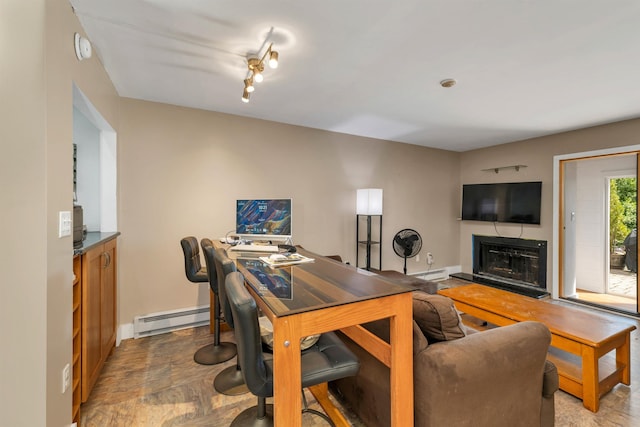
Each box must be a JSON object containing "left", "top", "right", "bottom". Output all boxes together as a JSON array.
[
  {"left": 461, "top": 182, "right": 542, "bottom": 225},
  {"left": 236, "top": 199, "right": 292, "bottom": 240}
]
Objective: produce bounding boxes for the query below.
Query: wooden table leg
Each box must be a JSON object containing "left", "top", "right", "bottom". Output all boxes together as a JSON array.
[
  {"left": 389, "top": 292, "right": 414, "bottom": 427},
  {"left": 581, "top": 346, "right": 599, "bottom": 412},
  {"left": 618, "top": 333, "right": 632, "bottom": 385},
  {"left": 272, "top": 317, "right": 302, "bottom": 426},
  {"left": 308, "top": 383, "right": 350, "bottom": 427}
]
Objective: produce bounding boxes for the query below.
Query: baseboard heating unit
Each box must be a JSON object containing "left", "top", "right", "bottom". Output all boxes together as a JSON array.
[
  {"left": 133, "top": 305, "right": 210, "bottom": 338},
  {"left": 410, "top": 268, "right": 449, "bottom": 282}
]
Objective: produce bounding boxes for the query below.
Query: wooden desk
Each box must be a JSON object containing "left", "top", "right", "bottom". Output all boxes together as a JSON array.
[
  {"left": 439, "top": 283, "right": 636, "bottom": 412},
  {"left": 229, "top": 247, "right": 414, "bottom": 427}
]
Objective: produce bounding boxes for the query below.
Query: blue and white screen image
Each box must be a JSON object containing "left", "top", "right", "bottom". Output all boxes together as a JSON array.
[{"left": 236, "top": 199, "right": 292, "bottom": 237}]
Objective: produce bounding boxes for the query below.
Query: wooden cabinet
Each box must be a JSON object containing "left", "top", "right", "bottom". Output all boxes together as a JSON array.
[
  {"left": 81, "top": 238, "right": 117, "bottom": 402},
  {"left": 72, "top": 256, "right": 82, "bottom": 424}
]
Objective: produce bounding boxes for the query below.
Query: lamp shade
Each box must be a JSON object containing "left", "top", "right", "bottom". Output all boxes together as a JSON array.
[{"left": 356, "top": 189, "right": 383, "bottom": 215}]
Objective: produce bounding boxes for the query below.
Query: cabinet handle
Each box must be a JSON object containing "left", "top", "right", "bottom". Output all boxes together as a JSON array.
[{"left": 103, "top": 252, "right": 111, "bottom": 268}]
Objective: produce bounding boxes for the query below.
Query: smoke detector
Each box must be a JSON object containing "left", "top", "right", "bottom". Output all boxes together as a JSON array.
[{"left": 74, "top": 33, "right": 92, "bottom": 61}]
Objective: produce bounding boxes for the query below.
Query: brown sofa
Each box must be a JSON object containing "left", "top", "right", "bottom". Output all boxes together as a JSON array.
[{"left": 332, "top": 286, "right": 559, "bottom": 427}]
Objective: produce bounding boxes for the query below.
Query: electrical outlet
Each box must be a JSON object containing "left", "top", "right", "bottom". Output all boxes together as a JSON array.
[
  {"left": 427, "top": 252, "right": 434, "bottom": 265},
  {"left": 62, "top": 363, "right": 70, "bottom": 393}
]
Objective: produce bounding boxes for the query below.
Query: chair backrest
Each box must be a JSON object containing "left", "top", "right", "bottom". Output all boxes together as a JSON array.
[
  {"left": 200, "top": 238, "right": 218, "bottom": 293},
  {"left": 180, "top": 236, "right": 207, "bottom": 283},
  {"left": 213, "top": 247, "right": 237, "bottom": 329},
  {"left": 225, "top": 271, "right": 272, "bottom": 397}
]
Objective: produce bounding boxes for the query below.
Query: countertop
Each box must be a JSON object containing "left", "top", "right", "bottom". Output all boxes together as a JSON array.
[{"left": 74, "top": 231, "right": 120, "bottom": 256}]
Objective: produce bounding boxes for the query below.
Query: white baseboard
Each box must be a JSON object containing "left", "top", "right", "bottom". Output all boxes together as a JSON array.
[{"left": 118, "top": 323, "right": 134, "bottom": 343}]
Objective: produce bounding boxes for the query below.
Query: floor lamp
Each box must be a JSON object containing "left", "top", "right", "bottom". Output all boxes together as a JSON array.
[{"left": 356, "top": 189, "right": 383, "bottom": 270}]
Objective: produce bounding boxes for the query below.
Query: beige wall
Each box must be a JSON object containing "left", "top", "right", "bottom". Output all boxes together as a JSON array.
[
  {"left": 459, "top": 118, "right": 640, "bottom": 289},
  {"left": 1, "top": 1, "right": 47, "bottom": 425},
  {"left": 1, "top": 1, "right": 119, "bottom": 425},
  {"left": 117, "top": 98, "right": 461, "bottom": 323}
]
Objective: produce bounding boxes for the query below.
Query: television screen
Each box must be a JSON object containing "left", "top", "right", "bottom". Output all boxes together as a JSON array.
[
  {"left": 236, "top": 199, "right": 292, "bottom": 238},
  {"left": 461, "top": 182, "right": 542, "bottom": 224}
]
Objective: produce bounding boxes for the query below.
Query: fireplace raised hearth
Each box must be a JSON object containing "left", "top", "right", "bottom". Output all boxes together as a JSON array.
[{"left": 452, "top": 235, "right": 549, "bottom": 298}]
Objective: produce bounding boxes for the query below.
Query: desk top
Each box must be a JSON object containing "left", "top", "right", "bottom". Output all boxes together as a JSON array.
[{"left": 234, "top": 247, "right": 414, "bottom": 317}]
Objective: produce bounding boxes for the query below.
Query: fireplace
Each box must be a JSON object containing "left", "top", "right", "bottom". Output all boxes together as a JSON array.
[{"left": 453, "top": 235, "right": 548, "bottom": 298}]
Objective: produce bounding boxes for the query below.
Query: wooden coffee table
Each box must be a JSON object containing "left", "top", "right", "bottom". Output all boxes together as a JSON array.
[{"left": 438, "top": 283, "right": 636, "bottom": 412}]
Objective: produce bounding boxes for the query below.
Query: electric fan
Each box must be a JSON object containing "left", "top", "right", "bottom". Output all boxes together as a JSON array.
[{"left": 392, "top": 229, "right": 422, "bottom": 274}]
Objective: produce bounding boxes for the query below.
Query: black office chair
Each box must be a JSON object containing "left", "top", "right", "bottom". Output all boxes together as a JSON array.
[
  {"left": 181, "top": 236, "right": 232, "bottom": 365},
  {"left": 209, "top": 245, "right": 249, "bottom": 395},
  {"left": 225, "top": 271, "right": 360, "bottom": 427},
  {"left": 196, "top": 238, "right": 237, "bottom": 365},
  {"left": 180, "top": 236, "right": 208, "bottom": 283}
]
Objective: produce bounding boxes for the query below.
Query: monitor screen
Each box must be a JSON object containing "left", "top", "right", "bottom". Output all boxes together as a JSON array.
[
  {"left": 461, "top": 182, "right": 542, "bottom": 224},
  {"left": 236, "top": 199, "right": 292, "bottom": 239}
]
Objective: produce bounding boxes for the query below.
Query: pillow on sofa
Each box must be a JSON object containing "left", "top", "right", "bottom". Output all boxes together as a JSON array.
[{"left": 412, "top": 291, "right": 466, "bottom": 342}]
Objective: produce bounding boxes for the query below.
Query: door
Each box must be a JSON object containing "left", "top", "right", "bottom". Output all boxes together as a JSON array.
[
  {"left": 101, "top": 239, "right": 117, "bottom": 358},
  {"left": 559, "top": 152, "right": 639, "bottom": 315},
  {"left": 82, "top": 244, "right": 103, "bottom": 401}
]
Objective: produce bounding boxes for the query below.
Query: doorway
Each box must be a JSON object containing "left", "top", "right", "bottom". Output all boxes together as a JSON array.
[{"left": 559, "top": 152, "right": 639, "bottom": 316}]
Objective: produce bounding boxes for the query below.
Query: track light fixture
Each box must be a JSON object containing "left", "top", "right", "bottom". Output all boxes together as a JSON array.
[
  {"left": 241, "top": 89, "right": 251, "bottom": 103},
  {"left": 241, "top": 43, "right": 279, "bottom": 102},
  {"left": 244, "top": 76, "right": 255, "bottom": 93}
]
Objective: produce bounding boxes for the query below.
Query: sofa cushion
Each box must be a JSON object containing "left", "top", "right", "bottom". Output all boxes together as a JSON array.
[{"left": 412, "top": 291, "right": 466, "bottom": 342}]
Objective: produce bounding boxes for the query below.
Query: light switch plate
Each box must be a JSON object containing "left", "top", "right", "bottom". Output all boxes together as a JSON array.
[
  {"left": 62, "top": 363, "right": 70, "bottom": 393},
  {"left": 59, "top": 211, "right": 72, "bottom": 238}
]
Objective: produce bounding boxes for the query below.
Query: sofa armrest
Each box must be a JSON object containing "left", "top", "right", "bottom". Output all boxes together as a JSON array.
[{"left": 415, "top": 321, "right": 552, "bottom": 427}]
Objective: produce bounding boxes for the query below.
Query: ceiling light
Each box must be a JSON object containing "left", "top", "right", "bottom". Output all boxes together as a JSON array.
[
  {"left": 268, "top": 50, "right": 279, "bottom": 69},
  {"left": 241, "top": 89, "right": 251, "bottom": 103},
  {"left": 244, "top": 77, "right": 255, "bottom": 93},
  {"left": 440, "top": 79, "right": 457, "bottom": 88},
  {"left": 241, "top": 43, "right": 279, "bottom": 101}
]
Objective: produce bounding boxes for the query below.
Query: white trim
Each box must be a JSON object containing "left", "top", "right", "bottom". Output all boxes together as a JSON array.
[{"left": 118, "top": 323, "right": 134, "bottom": 343}]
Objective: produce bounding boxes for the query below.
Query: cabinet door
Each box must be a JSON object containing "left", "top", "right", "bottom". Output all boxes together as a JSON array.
[
  {"left": 81, "top": 245, "right": 103, "bottom": 402},
  {"left": 101, "top": 239, "right": 117, "bottom": 358}
]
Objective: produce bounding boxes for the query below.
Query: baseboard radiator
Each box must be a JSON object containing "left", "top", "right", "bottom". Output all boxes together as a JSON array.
[
  {"left": 133, "top": 305, "right": 210, "bottom": 338},
  {"left": 410, "top": 268, "right": 449, "bottom": 281}
]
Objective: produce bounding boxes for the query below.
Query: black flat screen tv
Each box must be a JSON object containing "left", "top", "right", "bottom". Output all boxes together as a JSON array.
[{"left": 461, "top": 181, "right": 542, "bottom": 224}]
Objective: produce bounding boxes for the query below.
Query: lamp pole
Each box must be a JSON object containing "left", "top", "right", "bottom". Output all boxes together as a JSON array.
[{"left": 366, "top": 215, "right": 372, "bottom": 270}]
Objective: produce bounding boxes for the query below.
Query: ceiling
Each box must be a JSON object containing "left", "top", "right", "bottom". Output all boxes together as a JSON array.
[{"left": 70, "top": 0, "right": 640, "bottom": 152}]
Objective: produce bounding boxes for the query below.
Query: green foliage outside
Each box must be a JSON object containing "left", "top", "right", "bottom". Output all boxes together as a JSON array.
[{"left": 610, "top": 177, "right": 637, "bottom": 253}]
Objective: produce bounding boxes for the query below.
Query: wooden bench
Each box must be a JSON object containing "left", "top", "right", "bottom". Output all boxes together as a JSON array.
[{"left": 438, "top": 283, "right": 636, "bottom": 412}]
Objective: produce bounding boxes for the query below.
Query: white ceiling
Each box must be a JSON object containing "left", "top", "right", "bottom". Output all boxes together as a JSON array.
[{"left": 70, "top": 0, "right": 640, "bottom": 152}]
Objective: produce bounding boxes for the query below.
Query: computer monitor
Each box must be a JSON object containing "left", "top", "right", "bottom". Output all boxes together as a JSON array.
[{"left": 235, "top": 199, "right": 292, "bottom": 241}]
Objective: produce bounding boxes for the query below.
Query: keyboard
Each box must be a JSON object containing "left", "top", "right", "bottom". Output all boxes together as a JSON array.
[{"left": 230, "top": 244, "right": 279, "bottom": 253}]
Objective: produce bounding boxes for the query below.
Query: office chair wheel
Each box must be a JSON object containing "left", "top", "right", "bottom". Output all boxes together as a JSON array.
[
  {"left": 214, "top": 365, "right": 249, "bottom": 395},
  {"left": 230, "top": 404, "right": 274, "bottom": 427},
  {"left": 193, "top": 342, "right": 236, "bottom": 365}
]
